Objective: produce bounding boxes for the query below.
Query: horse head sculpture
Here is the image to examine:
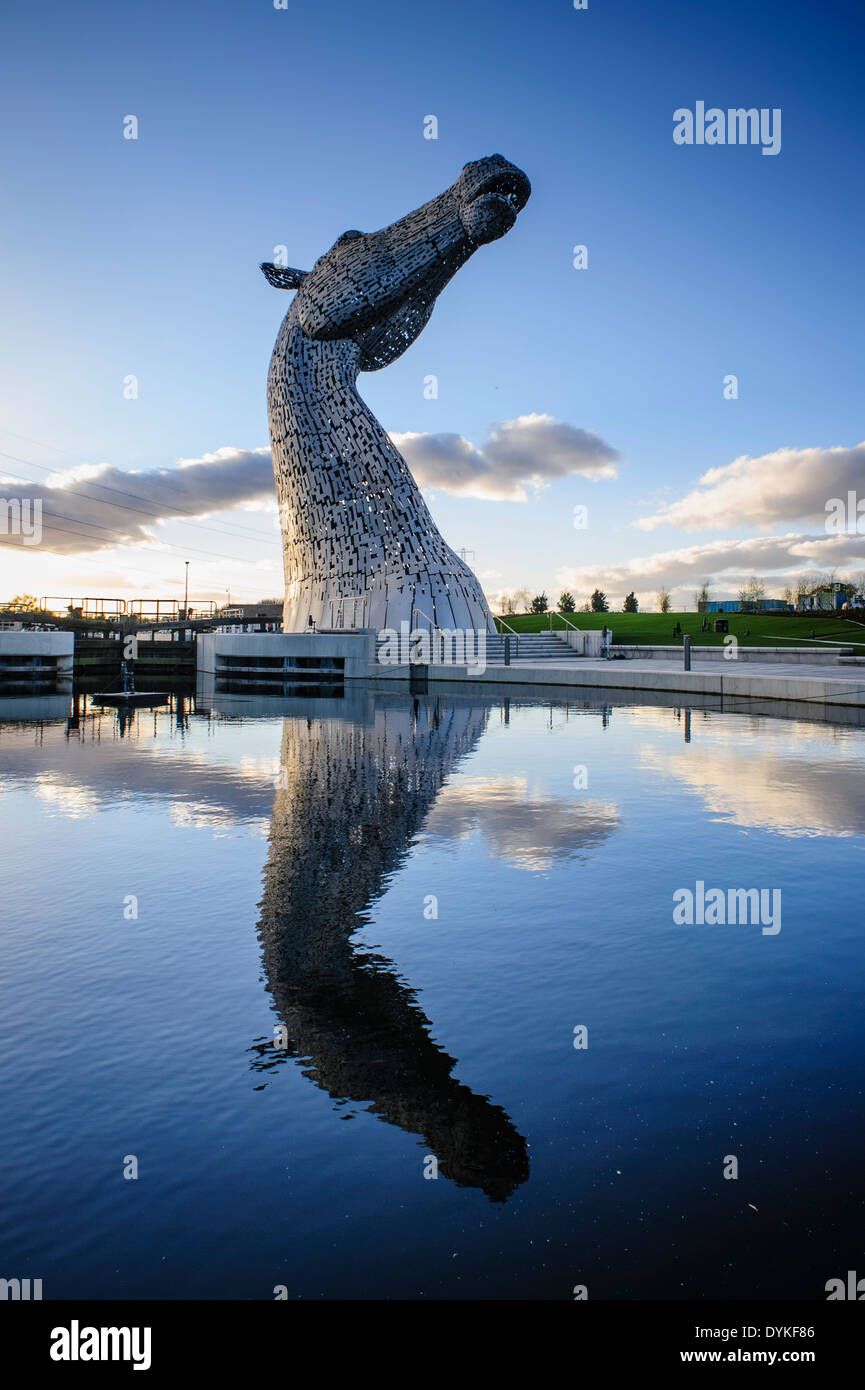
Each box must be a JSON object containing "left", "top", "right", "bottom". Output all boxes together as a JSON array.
[{"left": 262, "top": 155, "right": 531, "bottom": 633}]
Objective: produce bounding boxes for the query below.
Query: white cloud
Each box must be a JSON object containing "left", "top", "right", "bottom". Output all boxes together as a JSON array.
[
  {"left": 639, "top": 743, "right": 865, "bottom": 838},
  {"left": 635, "top": 442, "right": 865, "bottom": 532},
  {"left": 556, "top": 530, "right": 865, "bottom": 607},
  {"left": 0, "top": 415, "right": 619, "bottom": 559},
  {"left": 391, "top": 413, "right": 619, "bottom": 501},
  {"left": 0, "top": 447, "right": 274, "bottom": 555},
  {"left": 423, "top": 774, "right": 620, "bottom": 872}
]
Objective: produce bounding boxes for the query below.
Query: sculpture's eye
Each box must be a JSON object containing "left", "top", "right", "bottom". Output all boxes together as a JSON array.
[{"left": 336, "top": 229, "right": 362, "bottom": 245}]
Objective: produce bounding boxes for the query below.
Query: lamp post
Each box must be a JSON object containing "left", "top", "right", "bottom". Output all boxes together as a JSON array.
[{"left": 183, "top": 561, "right": 189, "bottom": 618}]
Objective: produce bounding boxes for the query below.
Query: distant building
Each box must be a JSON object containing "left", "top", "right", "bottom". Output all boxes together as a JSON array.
[
  {"left": 797, "top": 583, "right": 858, "bottom": 612},
  {"left": 697, "top": 586, "right": 865, "bottom": 616},
  {"left": 701, "top": 599, "right": 792, "bottom": 614},
  {"left": 216, "top": 600, "right": 283, "bottom": 633}
]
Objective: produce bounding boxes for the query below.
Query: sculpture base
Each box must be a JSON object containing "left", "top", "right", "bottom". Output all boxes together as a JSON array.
[{"left": 283, "top": 572, "right": 495, "bottom": 635}]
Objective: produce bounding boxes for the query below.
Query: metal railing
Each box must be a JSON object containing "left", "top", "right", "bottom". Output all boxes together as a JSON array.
[
  {"left": 411, "top": 605, "right": 436, "bottom": 632},
  {"left": 555, "top": 612, "right": 585, "bottom": 638},
  {"left": 494, "top": 616, "right": 520, "bottom": 658},
  {"left": 38, "top": 596, "right": 218, "bottom": 621},
  {"left": 332, "top": 595, "right": 368, "bottom": 629},
  {"left": 410, "top": 607, "right": 437, "bottom": 663},
  {"left": 555, "top": 611, "right": 592, "bottom": 654}
]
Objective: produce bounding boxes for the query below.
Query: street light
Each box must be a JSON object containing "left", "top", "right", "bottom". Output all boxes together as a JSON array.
[{"left": 184, "top": 561, "right": 189, "bottom": 618}]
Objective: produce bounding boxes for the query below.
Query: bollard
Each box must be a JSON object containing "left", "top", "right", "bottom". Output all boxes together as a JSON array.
[
  {"left": 683, "top": 634, "right": 691, "bottom": 671},
  {"left": 504, "top": 635, "right": 511, "bottom": 666}
]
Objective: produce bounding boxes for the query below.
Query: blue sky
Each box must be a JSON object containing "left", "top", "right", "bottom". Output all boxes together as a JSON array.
[{"left": 1, "top": 0, "right": 863, "bottom": 609}]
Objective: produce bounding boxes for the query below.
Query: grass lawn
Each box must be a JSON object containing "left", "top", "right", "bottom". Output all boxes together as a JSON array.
[{"left": 494, "top": 611, "right": 865, "bottom": 648}]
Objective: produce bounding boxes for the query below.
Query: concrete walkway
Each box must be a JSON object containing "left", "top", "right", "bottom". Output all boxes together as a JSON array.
[{"left": 379, "top": 654, "right": 865, "bottom": 710}]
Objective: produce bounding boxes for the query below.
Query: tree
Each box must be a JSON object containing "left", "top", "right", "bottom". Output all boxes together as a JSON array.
[
  {"left": 531, "top": 592, "right": 548, "bottom": 614},
  {"left": 590, "top": 588, "right": 609, "bottom": 613},
  {"left": 656, "top": 587, "right": 671, "bottom": 614},
  {"left": 694, "top": 580, "right": 712, "bottom": 611},
  {"left": 558, "top": 590, "right": 576, "bottom": 613},
  {"left": 623, "top": 591, "right": 638, "bottom": 613},
  {"left": 750, "top": 576, "right": 765, "bottom": 602},
  {"left": 498, "top": 592, "right": 516, "bottom": 615},
  {"left": 512, "top": 587, "right": 532, "bottom": 614},
  {"left": 0, "top": 593, "right": 41, "bottom": 613},
  {"left": 849, "top": 573, "right": 865, "bottom": 605},
  {"left": 794, "top": 572, "right": 818, "bottom": 608},
  {"left": 738, "top": 576, "right": 766, "bottom": 611}
]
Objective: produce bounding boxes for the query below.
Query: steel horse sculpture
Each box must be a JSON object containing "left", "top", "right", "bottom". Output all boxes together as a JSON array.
[{"left": 262, "top": 155, "right": 531, "bottom": 633}]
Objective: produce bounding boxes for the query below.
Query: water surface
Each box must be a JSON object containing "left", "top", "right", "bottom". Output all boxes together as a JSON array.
[{"left": 0, "top": 685, "right": 862, "bottom": 1299}]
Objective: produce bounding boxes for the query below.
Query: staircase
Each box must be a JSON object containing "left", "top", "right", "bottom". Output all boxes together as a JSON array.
[
  {"left": 375, "top": 630, "right": 583, "bottom": 666},
  {"left": 484, "top": 632, "right": 583, "bottom": 664}
]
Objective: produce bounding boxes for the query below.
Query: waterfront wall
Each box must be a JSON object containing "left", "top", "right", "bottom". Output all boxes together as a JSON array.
[
  {"left": 610, "top": 645, "right": 850, "bottom": 665},
  {"left": 393, "top": 660, "right": 865, "bottom": 710},
  {"left": 196, "top": 630, "right": 376, "bottom": 697},
  {"left": 0, "top": 630, "right": 74, "bottom": 691}
]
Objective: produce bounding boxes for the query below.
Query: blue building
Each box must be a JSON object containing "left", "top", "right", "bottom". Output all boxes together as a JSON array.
[{"left": 702, "top": 599, "right": 791, "bottom": 613}]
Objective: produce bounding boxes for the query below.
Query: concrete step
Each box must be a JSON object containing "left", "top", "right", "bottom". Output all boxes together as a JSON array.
[{"left": 375, "top": 631, "right": 586, "bottom": 664}]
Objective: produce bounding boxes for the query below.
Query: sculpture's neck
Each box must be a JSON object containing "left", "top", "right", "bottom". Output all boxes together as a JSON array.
[
  {"left": 270, "top": 304, "right": 359, "bottom": 412},
  {"left": 266, "top": 300, "right": 493, "bottom": 632},
  {"left": 267, "top": 304, "right": 441, "bottom": 571}
]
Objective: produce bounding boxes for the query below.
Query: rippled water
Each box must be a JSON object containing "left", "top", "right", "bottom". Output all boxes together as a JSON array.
[{"left": 1, "top": 685, "right": 863, "bottom": 1299}]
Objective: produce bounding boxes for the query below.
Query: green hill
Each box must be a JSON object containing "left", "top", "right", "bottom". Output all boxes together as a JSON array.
[{"left": 494, "top": 611, "right": 865, "bottom": 649}]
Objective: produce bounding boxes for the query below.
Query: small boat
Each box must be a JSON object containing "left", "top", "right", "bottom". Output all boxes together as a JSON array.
[{"left": 91, "top": 657, "right": 168, "bottom": 707}]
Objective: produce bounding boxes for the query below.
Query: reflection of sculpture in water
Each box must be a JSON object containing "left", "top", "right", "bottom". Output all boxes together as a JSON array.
[{"left": 253, "top": 690, "right": 529, "bottom": 1202}]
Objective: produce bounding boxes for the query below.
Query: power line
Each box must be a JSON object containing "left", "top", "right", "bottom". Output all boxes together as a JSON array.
[
  {"left": 0, "top": 442, "right": 279, "bottom": 545},
  {"left": 0, "top": 503, "right": 278, "bottom": 567},
  {"left": 0, "top": 462, "right": 282, "bottom": 563},
  {"left": 0, "top": 534, "right": 217, "bottom": 587}
]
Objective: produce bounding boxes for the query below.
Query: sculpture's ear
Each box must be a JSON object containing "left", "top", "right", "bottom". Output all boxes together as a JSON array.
[{"left": 260, "top": 263, "right": 308, "bottom": 289}]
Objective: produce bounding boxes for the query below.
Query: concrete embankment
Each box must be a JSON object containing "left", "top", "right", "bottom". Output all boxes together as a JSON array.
[
  {"left": 193, "top": 631, "right": 865, "bottom": 714},
  {"left": 372, "top": 656, "right": 865, "bottom": 711}
]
